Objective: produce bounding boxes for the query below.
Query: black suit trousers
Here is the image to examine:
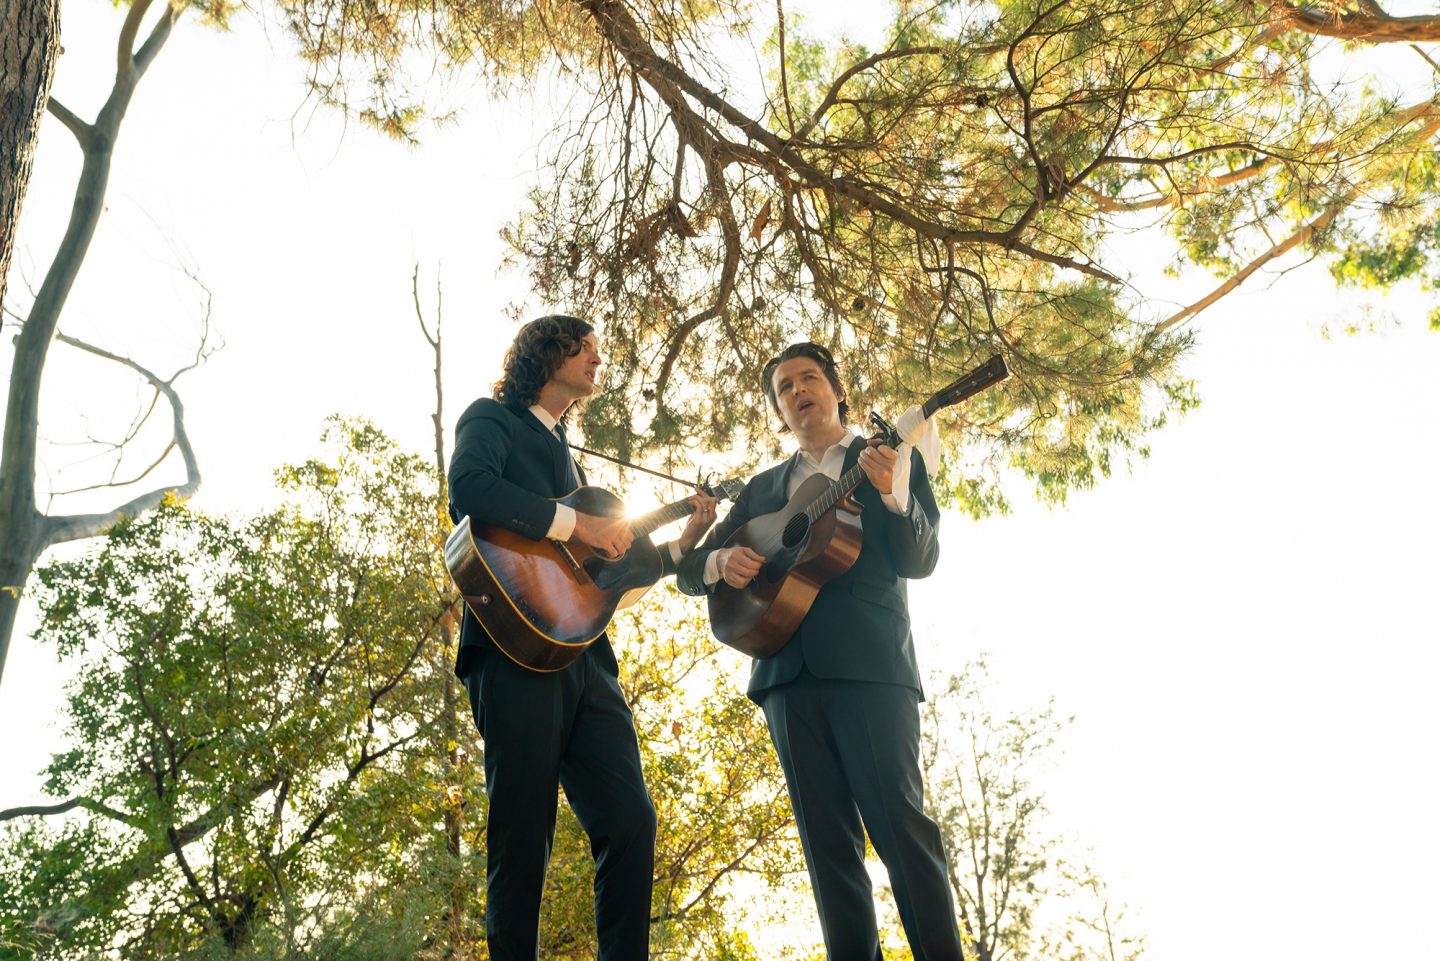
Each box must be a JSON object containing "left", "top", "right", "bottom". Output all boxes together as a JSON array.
[
  {"left": 465, "top": 649, "right": 656, "bottom": 961},
  {"left": 761, "top": 670, "right": 964, "bottom": 961}
]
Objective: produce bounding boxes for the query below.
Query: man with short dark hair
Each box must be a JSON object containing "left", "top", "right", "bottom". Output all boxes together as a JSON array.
[
  {"left": 448, "top": 314, "right": 715, "bottom": 961},
  {"left": 678, "top": 341, "right": 964, "bottom": 960}
]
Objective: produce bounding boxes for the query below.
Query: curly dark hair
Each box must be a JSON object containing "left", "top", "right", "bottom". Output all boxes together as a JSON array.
[
  {"left": 492, "top": 314, "right": 595, "bottom": 413},
  {"left": 761, "top": 341, "right": 848, "bottom": 432}
]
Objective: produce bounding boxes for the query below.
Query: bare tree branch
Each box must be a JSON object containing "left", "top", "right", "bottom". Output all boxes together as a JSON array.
[
  {"left": 45, "top": 97, "right": 93, "bottom": 147},
  {"left": 43, "top": 332, "right": 202, "bottom": 544},
  {"left": 411, "top": 264, "right": 446, "bottom": 474}
]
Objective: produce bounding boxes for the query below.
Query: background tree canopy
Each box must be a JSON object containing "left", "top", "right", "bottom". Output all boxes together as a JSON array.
[
  {"left": 0, "top": 421, "right": 802, "bottom": 959},
  {"left": 0, "top": 421, "right": 1131, "bottom": 960},
  {"left": 270, "top": 0, "right": 1440, "bottom": 513}
]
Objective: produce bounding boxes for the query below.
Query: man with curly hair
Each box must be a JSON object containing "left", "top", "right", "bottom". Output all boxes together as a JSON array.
[{"left": 448, "top": 314, "right": 716, "bottom": 960}]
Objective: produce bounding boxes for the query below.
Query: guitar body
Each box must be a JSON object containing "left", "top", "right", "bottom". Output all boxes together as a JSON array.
[
  {"left": 708, "top": 473, "right": 864, "bottom": 658},
  {"left": 445, "top": 485, "right": 665, "bottom": 672}
]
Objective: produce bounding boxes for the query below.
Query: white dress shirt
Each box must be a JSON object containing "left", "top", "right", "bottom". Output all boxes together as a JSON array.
[{"left": 529, "top": 404, "right": 579, "bottom": 541}]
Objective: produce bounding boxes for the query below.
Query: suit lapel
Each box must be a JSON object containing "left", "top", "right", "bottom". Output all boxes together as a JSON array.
[
  {"left": 773, "top": 452, "right": 802, "bottom": 511},
  {"left": 521, "top": 409, "right": 572, "bottom": 495}
]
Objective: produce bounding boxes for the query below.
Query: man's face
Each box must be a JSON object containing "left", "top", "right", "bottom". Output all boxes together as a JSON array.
[
  {"left": 771, "top": 356, "right": 843, "bottom": 436},
  {"left": 553, "top": 333, "right": 603, "bottom": 398}
]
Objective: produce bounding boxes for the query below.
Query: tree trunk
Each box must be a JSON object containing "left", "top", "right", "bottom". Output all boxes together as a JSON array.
[
  {"left": 415, "top": 266, "right": 469, "bottom": 955},
  {"left": 0, "top": 522, "right": 41, "bottom": 686},
  {"left": 0, "top": 0, "right": 60, "bottom": 313},
  {"left": 0, "top": 118, "right": 115, "bottom": 691}
]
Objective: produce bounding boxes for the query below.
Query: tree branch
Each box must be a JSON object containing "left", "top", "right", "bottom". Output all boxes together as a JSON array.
[
  {"left": 412, "top": 264, "right": 446, "bottom": 474},
  {"left": 652, "top": 152, "right": 741, "bottom": 407},
  {"left": 1080, "top": 95, "right": 1437, "bottom": 212},
  {"left": 579, "top": 0, "right": 1118, "bottom": 282},
  {"left": 0, "top": 795, "right": 136, "bottom": 824},
  {"left": 48, "top": 438, "right": 176, "bottom": 498},
  {"left": 790, "top": 45, "right": 944, "bottom": 144},
  {"left": 1155, "top": 98, "right": 1440, "bottom": 330},
  {"left": 1155, "top": 194, "right": 1352, "bottom": 331},
  {"left": 45, "top": 97, "right": 93, "bottom": 148},
  {"left": 42, "top": 332, "right": 202, "bottom": 544},
  {"left": 1274, "top": 0, "right": 1440, "bottom": 42},
  {"left": 116, "top": 0, "right": 155, "bottom": 84},
  {"left": 132, "top": 1, "right": 180, "bottom": 76}
]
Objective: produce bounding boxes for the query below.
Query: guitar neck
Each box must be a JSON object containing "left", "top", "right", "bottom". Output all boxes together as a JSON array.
[
  {"left": 629, "top": 496, "right": 699, "bottom": 537},
  {"left": 802, "top": 356, "right": 1010, "bottom": 520},
  {"left": 804, "top": 461, "right": 871, "bottom": 522}
]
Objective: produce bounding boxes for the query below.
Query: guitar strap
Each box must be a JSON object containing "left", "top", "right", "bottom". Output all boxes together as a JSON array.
[{"left": 569, "top": 443, "right": 704, "bottom": 489}]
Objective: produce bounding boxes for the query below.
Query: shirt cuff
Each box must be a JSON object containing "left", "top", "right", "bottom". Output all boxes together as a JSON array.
[
  {"left": 667, "top": 540, "right": 683, "bottom": 564},
  {"left": 880, "top": 443, "right": 912, "bottom": 515},
  {"left": 896, "top": 405, "right": 941, "bottom": 472},
  {"left": 548, "top": 503, "right": 577, "bottom": 541},
  {"left": 703, "top": 550, "right": 723, "bottom": 587}
]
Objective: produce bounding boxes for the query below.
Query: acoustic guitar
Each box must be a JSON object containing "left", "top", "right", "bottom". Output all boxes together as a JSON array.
[
  {"left": 708, "top": 355, "right": 1010, "bottom": 658},
  {"left": 446, "top": 477, "right": 745, "bottom": 672}
]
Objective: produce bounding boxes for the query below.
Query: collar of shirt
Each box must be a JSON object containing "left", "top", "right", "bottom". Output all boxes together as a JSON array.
[
  {"left": 528, "top": 404, "right": 561, "bottom": 437},
  {"left": 792, "top": 432, "right": 860, "bottom": 485}
]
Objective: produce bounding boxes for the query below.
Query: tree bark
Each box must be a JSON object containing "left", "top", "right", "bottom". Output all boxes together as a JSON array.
[{"left": 0, "top": 0, "right": 60, "bottom": 312}]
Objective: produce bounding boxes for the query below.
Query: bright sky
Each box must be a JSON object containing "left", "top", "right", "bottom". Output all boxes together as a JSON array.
[{"left": 2, "top": 3, "right": 1438, "bottom": 960}]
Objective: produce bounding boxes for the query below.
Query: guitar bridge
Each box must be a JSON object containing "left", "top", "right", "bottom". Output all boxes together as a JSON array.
[{"left": 550, "top": 539, "right": 592, "bottom": 585}]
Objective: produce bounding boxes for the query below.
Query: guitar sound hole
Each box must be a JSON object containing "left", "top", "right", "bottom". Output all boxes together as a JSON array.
[{"left": 781, "top": 513, "right": 809, "bottom": 549}]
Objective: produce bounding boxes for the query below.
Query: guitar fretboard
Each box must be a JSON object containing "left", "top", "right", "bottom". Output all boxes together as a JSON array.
[
  {"left": 804, "top": 461, "right": 869, "bottom": 522},
  {"left": 629, "top": 498, "right": 698, "bottom": 537}
]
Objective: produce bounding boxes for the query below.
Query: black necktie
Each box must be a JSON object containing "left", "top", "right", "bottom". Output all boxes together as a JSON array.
[{"left": 554, "top": 420, "right": 578, "bottom": 489}]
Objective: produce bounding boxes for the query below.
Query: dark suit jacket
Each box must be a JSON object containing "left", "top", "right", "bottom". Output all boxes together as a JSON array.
[
  {"left": 448, "top": 397, "right": 679, "bottom": 679},
  {"left": 677, "top": 439, "right": 940, "bottom": 702}
]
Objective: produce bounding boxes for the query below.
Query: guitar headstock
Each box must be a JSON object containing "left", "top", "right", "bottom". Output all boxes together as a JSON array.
[
  {"left": 923, "top": 355, "right": 1010, "bottom": 417},
  {"left": 701, "top": 476, "right": 747, "bottom": 503}
]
